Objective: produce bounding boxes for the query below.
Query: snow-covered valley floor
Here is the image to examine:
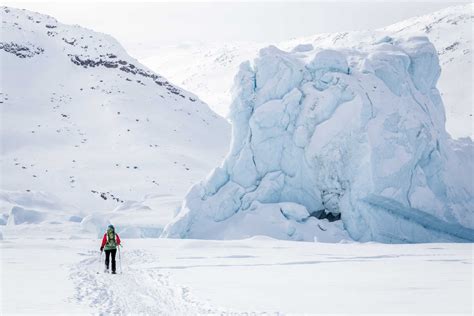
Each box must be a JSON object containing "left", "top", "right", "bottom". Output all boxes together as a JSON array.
[{"left": 1, "top": 237, "right": 472, "bottom": 315}]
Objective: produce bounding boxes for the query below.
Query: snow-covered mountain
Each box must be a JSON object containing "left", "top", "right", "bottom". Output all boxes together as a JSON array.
[
  {"left": 142, "top": 42, "right": 262, "bottom": 119},
  {"left": 163, "top": 37, "right": 474, "bottom": 243},
  {"left": 142, "top": 4, "right": 473, "bottom": 139},
  {"left": 1, "top": 5, "right": 472, "bottom": 243},
  {"left": 0, "top": 7, "right": 230, "bottom": 235}
]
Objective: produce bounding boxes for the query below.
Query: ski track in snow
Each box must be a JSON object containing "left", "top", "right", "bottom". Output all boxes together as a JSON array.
[{"left": 69, "top": 249, "right": 216, "bottom": 315}]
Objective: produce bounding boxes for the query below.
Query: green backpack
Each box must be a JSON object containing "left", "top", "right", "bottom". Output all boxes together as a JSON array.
[{"left": 105, "top": 228, "right": 117, "bottom": 250}]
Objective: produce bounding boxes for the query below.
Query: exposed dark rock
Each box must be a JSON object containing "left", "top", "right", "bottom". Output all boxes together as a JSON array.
[
  {"left": 0, "top": 42, "right": 44, "bottom": 58},
  {"left": 69, "top": 54, "right": 187, "bottom": 97},
  {"left": 62, "top": 37, "right": 76, "bottom": 46}
]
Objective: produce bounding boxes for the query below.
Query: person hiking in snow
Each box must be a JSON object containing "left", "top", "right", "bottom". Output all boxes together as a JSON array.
[{"left": 100, "top": 224, "right": 121, "bottom": 274}]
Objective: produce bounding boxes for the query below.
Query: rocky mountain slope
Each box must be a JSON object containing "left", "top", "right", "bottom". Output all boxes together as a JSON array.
[{"left": 0, "top": 7, "right": 230, "bottom": 233}]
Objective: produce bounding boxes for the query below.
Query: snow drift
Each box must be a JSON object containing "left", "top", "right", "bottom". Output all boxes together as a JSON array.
[{"left": 163, "top": 36, "right": 474, "bottom": 243}]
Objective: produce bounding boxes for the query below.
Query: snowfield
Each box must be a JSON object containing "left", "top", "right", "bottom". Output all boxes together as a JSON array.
[{"left": 1, "top": 237, "right": 472, "bottom": 315}]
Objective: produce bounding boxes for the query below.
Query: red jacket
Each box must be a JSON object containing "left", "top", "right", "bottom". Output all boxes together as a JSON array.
[{"left": 101, "top": 232, "right": 121, "bottom": 249}]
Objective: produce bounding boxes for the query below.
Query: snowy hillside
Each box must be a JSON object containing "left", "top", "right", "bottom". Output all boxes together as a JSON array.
[
  {"left": 383, "top": 5, "right": 472, "bottom": 139},
  {"left": 142, "top": 42, "right": 262, "bottom": 118},
  {"left": 163, "top": 37, "right": 474, "bottom": 243},
  {"left": 0, "top": 7, "right": 230, "bottom": 236},
  {"left": 143, "top": 4, "right": 473, "bottom": 139}
]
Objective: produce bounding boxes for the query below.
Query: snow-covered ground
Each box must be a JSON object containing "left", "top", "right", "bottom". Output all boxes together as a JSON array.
[
  {"left": 142, "top": 4, "right": 473, "bottom": 139},
  {"left": 1, "top": 236, "right": 472, "bottom": 315}
]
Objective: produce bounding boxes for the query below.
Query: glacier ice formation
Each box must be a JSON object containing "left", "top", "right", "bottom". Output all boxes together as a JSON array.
[{"left": 162, "top": 37, "right": 474, "bottom": 243}]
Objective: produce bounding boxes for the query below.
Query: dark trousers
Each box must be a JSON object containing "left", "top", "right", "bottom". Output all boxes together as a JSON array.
[{"left": 104, "top": 249, "right": 117, "bottom": 272}]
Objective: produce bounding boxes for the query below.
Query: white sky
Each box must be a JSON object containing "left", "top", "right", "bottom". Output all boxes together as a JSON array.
[{"left": 4, "top": 1, "right": 469, "bottom": 58}]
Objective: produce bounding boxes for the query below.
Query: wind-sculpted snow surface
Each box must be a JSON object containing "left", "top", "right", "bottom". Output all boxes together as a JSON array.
[{"left": 163, "top": 37, "right": 474, "bottom": 243}]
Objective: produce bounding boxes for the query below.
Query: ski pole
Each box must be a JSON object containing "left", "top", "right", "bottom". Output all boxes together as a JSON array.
[
  {"left": 118, "top": 245, "right": 123, "bottom": 274},
  {"left": 97, "top": 250, "right": 102, "bottom": 274}
]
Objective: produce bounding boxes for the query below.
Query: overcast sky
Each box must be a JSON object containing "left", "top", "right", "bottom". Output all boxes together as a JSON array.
[{"left": 5, "top": 1, "right": 469, "bottom": 58}]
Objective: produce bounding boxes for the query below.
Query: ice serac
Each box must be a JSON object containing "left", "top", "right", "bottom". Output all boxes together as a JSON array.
[{"left": 162, "top": 36, "right": 474, "bottom": 243}]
